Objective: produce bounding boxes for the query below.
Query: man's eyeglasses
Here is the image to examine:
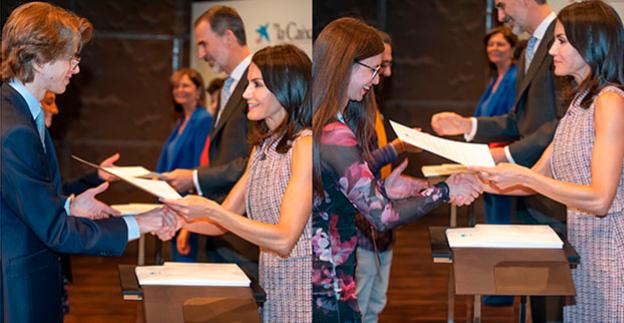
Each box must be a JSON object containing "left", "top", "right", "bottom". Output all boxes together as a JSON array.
[
  {"left": 355, "top": 60, "right": 381, "bottom": 81},
  {"left": 69, "top": 54, "right": 81, "bottom": 69}
]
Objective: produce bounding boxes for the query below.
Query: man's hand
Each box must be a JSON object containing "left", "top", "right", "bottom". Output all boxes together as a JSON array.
[
  {"left": 157, "top": 209, "right": 186, "bottom": 241},
  {"left": 70, "top": 182, "right": 120, "bottom": 219},
  {"left": 160, "top": 169, "right": 195, "bottom": 193},
  {"left": 135, "top": 207, "right": 179, "bottom": 238},
  {"left": 97, "top": 153, "right": 121, "bottom": 182},
  {"left": 431, "top": 112, "right": 472, "bottom": 136}
]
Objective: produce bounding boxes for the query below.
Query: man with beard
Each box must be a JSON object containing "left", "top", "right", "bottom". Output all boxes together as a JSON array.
[{"left": 161, "top": 5, "right": 258, "bottom": 279}]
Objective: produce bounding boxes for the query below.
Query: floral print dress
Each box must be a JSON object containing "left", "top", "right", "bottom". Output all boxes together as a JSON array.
[{"left": 312, "top": 120, "right": 449, "bottom": 322}]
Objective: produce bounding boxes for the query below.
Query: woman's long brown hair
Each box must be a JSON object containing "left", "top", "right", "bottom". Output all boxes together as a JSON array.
[{"left": 312, "top": 17, "right": 384, "bottom": 196}]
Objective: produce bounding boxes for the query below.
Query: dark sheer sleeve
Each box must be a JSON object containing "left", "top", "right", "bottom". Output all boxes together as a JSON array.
[
  {"left": 368, "top": 143, "right": 397, "bottom": 175},
  {"left": 320, "top": 122, "right": 448, "bottom": 231}
]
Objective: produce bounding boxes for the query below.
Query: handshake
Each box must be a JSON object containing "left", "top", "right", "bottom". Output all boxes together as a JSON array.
[
  {"left": 135, "top": 207, "right": 180, "bottom": 240},
  {"left": 66, "top": 174, "right": 226, "bottom": 242},
  {"left": 66, "top": 182, "right": 182, "bottom": 240},
  {"left": 445, "top": 172, "right": 484, "bottom": 206},
  {"left": 383, "top": 159, "right": 485, "bottom": 207}
]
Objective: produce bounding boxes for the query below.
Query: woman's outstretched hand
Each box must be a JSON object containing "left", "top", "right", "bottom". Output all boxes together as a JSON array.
[
  {"left": 384, "top": 159, "right": 429, "bottom": 199},
  {"left": 160, "top": 195, "right": 223, "bottom": 221},
  {"left": 469, "top": 163, "right": 530, "bottom": 190}
]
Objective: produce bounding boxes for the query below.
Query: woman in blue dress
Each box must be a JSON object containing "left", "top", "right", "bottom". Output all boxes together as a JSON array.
[
  {"left": 474, "top": 26, "right": 518, "bottom": 228},
  {"left": 473, "top": 25, "right": 519, "bottom": 307},
  {"left": 157, "top": 68, "right": 212, "bottom": 261}
]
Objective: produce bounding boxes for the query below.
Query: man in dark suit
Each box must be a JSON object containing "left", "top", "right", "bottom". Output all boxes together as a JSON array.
[
  {"left": 161, "top": 5, "right": 258, "bottom": 278},
  {"left": 431, "top": 0, "right": 566, "bottom": 321},
  {"left": 0, "top": 3, "right": 174, "bottom": 322},
  {"left": 432, "top": 0, "right": 566, "bottom": 229}
]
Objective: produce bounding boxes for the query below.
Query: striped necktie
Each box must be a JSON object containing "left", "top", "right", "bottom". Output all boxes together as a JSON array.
[
  {"left": 525, "top": 36, "right": 539, "bottom": 72},
  {"left": 216, "top": 77, "right": 235, "bottom": 125}
]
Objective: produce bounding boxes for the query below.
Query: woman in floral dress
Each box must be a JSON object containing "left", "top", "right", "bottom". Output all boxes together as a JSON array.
[
  {"left": 165, "top": 44, "right": 313, "bottom": 322},
  {"left": 472, "top": 1, "right": 624, "bottom": 321},
  {"left": 311, "top": 17, "right": 483, "bottom": 322}
]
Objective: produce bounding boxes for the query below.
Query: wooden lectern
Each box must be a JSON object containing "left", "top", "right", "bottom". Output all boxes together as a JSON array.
[
  {"left": 118, "top": 265, "right": 265, "bottom": 322},
  {"left": 428, "top": 226, "right": 578, "bottom": 323}
]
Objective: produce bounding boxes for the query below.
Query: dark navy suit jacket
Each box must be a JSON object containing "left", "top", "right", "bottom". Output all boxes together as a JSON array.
[{"left": 0, "top": 83, "right": 128, "bottom": 323}]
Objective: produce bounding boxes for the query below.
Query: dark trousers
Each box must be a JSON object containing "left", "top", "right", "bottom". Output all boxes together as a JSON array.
[{"left": 483, "top": 193, "right": 513, "bottom": 224}]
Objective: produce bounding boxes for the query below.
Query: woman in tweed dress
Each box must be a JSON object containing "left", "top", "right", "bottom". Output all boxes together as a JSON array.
[
  {"left": 472, "top": 1, "right": 624, "bottom": 321},
  {"left": 164, "top": 44, "right": 312, "bottom": 322}
]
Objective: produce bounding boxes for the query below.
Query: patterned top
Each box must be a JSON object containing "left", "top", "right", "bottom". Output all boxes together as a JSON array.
[
  {"left": 246, "top": 131, "right": 312, "bottom": 323},
  {"left": 356, "top": 143, "right": 400, "bottom": 252},
  {"left": 551, "top": 86, "right": 624, "bottom": 321},
  {"left": 313, "top": 121, "right": 449, "bottom": 322}
]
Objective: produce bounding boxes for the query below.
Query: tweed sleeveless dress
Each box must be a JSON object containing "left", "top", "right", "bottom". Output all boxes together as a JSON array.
[
  {"left": 550, "top": 86, "right": 624, "bottom": 322},
  {"left": 245, "top": 132, "right": 312, "bottom": 323}
]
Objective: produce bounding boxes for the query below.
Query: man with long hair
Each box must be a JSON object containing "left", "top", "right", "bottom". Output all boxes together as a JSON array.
[{"left": 0, "top": 3, "right": 174, "bottom": 321}]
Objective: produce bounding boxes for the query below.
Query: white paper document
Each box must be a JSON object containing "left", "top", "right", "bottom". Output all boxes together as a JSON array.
[
  {"left": 390, "top": 120, "right": 496, "bottom": 167},
  {"left": 135, "top": 262, "right": 251, "bottom": 287},
  {"left": 446, "top": 224, "right": 564, "bottom": 249},
  {"left": 111, "top": 203, "right": 161, "bottom": 215},
  {"left": 72, "top": 155, "right": 180, "bottom": 200},
  {"left": 119, "top": 176, "right": 181, "bottom": 200},
  {"left": 100, "top": 166, "right": 163, "bottom": 180},
  {"left": 102, "top": 166, "right": 151, "bottom": 178}
]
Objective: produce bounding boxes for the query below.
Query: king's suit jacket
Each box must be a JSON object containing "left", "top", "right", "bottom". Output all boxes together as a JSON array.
[
  {"left": 197, "top": 69, "right": 251, "bottom": 202},
  {"left": 474, "top": 20, "right": 567, "bottom": 165},
  {"left": 472, "top": 20, "right": 568, "bottom": 227},
  {"left": 196, "top": 69, "right": 258, "bottom": 270},
  {"left": 0, "top": 83, "right": 128, "bottom": 323}
]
